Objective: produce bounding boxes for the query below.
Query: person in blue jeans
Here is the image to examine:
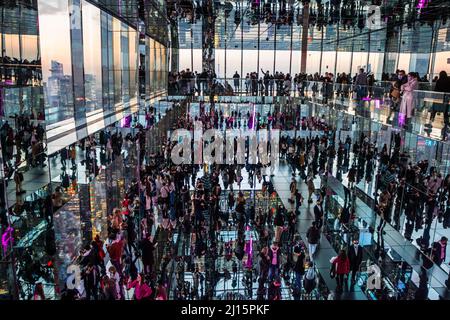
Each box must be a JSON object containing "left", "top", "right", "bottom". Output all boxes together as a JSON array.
[
  {"left": 292, "top": 236, "right": 306, "bottom": 298},
  {"left": 268, "top": 242, "right": 281, "bottom": 282}
]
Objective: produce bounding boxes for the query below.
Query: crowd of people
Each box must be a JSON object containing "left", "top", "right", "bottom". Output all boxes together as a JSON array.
[
  {"left": 43, "top": 96, "right": 428, "bottom": 300},
  {"left": 1, "top": 61, "right": 449, "bottom": 300},
  {"left": 34, "top": 91, "right": 450, "bottom": 300},
  {"left": 0, "top": 56, "right": 42, "bottom": 86},
  {"left": 169, "top": 67, "right": 450, "bottom": 140}
]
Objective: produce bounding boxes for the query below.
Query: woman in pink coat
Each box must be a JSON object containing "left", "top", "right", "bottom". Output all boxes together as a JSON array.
[{"left": 400, "top": 72, "right": 419, "bottom": 125}]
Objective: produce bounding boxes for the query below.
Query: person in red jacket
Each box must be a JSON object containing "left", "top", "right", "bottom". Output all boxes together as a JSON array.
[
  {"left": 331, "top": 249, "right": 350, "bottom": 292},
  {"left": 107, "top": 236, "right": 124, "bottom": 276}
]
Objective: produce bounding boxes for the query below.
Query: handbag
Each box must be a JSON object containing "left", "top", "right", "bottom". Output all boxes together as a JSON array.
[{"left": 391, "top": 87, "right": 400, "bottom": 99}]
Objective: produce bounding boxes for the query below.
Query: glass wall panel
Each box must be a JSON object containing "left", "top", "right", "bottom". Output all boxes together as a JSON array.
[
  {"left": 276, "top": 50, "right": 291, "bottom": 74},
  {"left": 20, "top": 35, "right": 39, "bottom": 62},
  {"left": 368, "top": 52, "right": 384, "bottom": 80},
  {"left": 113, "top": 17, "right": 122, "bottom": 107},
  {"left": 145, "top": 37, "right": 151, "bottom": 99},
  {"left": 305, "top": 51, "right": 321, "bottom": 75},
  {"left": 291, "top": 49, "right": 301, "bottom": 76},
  {"left": 321, "top": 50, "right": 336, "bottom": 75},
  {"left": 82, "top": 0, "right": 103, "bottom": 117},
  {"left": 129, "top": 27, "right": 137, "bottom": 102},
  {"left": 38, "top": 0, "right": 76, "bottom": 149},
  {"left": 351, "top": 51, "right": 369, "bottom": 75},
  {"left": 223, "top": 49, "right": 242, "bottom": 79},
  {"left": 121, "top": 22, "right": 130, "bottom": 105},
  {"left": 4, "top": 34, "right": 20, "bottom": 60},
  {"left": 179, "top": 48, "right": 192, "bottom": 71},
  {"left": 433, "top": 51, "right": 450, "bottom": 75},
  {"left": 70, "top": 0, "right": 87, "bottom": 132},
  {"left": 192, "top": 48, "right": 203, "bottom": 74},
  {"left": 101, "top": 12, "right": 114, "bottom": 125},
  {"left": 397, "top": 53, "right": 411, "bottom": 72},
  {"left": 155, "top": 41, "right": 161, "bottom": 91},
  {"left": 149, "top": 38, "right": 155, "bottom": 94}
]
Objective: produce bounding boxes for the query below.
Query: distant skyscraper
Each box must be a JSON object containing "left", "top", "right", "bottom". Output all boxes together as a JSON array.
[{"left": 45, "top": 60, "right": 73, "bottom": 122}]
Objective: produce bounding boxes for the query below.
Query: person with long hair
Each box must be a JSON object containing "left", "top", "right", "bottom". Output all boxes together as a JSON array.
[
  {"left": 126, "top": 273, "right": 152, "bottom": 300},
  {"left": 399, "top": 72, "right": 419, "bottom": 128}
]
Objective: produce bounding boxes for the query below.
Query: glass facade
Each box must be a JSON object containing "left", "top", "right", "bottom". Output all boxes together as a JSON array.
[
  {"left": 35, "top": 0, "right": 167, "bottom": 154},
  {"left": 0, "top": 0, "right": 169, "bottom": 300}
]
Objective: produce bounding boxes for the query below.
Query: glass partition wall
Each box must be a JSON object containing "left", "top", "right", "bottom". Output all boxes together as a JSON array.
[{"left": 0, "top": 0, "right": 169, "bottom": 299}]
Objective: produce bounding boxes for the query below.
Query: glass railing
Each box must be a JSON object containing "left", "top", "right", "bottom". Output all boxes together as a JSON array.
[
  {"left": 167, "top": 77, "right": 434, "bottom": 98},
  {"left": 300, "top": 81, "right": 449, "bottom": 142},
  {"left": 1, "top": 86, "right": 44, "bottom": 119},
  {"left": 167, "top": 77, "right": 447, "bottom": 139}
]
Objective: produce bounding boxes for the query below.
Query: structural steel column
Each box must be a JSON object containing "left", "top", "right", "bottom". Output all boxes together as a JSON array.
[
  {"left": 170, "top": 19, "right": 180, "bottom": 73},
  {"left": 300, "top": 1, "right": 310, "bottom": 73}
]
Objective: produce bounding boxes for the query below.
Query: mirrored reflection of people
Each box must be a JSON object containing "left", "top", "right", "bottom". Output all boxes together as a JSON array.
[
  {"left": 306, "top": 221, "right": 320, "bottom": 261},
  {"left": 268, "top": 242, "right": 281, "bottom": 282},
  {"left": 313, "top": 199, "right": 324, "bottom": 230},
  {"left": 330, "top": 249, "right": 350, "bottom": 293},
  {"left": 13, "top": 170, "right": 24, "bottom": 195},
  {"left": 399, "top": 72, "right": 418, "bottom": 129},
  {"left": 431, "top": 236, "right": 447, "bottom": 266},
  {"left": 348, "top": 239, "right": 363, "bottom": 284}
]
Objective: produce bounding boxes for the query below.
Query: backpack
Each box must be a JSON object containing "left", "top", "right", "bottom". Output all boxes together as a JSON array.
[{"left": 303, "top": 267, "right": 316, "bottom": 293}]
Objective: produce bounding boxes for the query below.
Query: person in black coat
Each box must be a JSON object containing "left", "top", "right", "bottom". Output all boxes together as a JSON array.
[
  {"left": 431, "top": 71, "right": 450, "bottom": 122},
  {"left": 313, "top": 200, "right": 324, "bottom": 229},
  {"left": 140, "top": 235, "right": 157, "bottom": 275},
  {"left": 292, "top": 235, "right": 306, "bottom": 295},
  {"left": 348, "top": 239, "right": 363, "bottom": 284}
]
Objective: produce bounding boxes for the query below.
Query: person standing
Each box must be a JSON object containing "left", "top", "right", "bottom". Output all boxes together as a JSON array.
[
  {"left": 307, "top": 176, "right": 315, "bottom": 204},
  {"left": 233, "top": 71, "right": 240, "bottom": 92},
  {"left": 313, "top": 199, "right": 324, "bottom": 230},
  {"left": 289, "top": 177, "right": 297, "bottom": 204},
  {"left": 354, "top": 68, "right": 368, "bottom": 114},
  {"left": 292, "top": 235, "right": 306, "bottom": 297},
  {"left": 295, "top": 190, "right": 304, "bottom": 215},
  {"left": 140, "top": 234, "right": 157, "bottom": 275},
  {"left": 106, "top": 235, "right": 124, "bottom": 277},
  {"left": 399, "top": 72, "right": 419, "bottom": 128},
  {"left": 331, "top": 249, "right": 350, "bottom": 293},
  {"left": 273, "top": 205, "right": 285, "bottom": 243},
  {"left": 268, "top": 242, "right": 281, "bottom": 282},
  {"left": 348, "top": 239, "right": 363, "bottom": 284},
  {"left": 126, "top": 273, "right": 152, "bottom": 300},
  {"left": 306, "top": 222, "right": 320, "bottom": 260},
  {"left": 432, "top": 236, "right": 448, "bottom": 266},
  {"left": 432, "top": 71, "right": 450, "bottom": 139},
  {"left": 13, "top": 170, "right": 24, "bottom": 195}
]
